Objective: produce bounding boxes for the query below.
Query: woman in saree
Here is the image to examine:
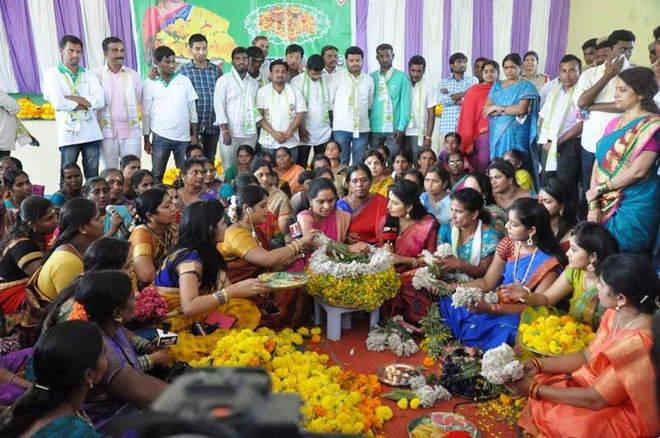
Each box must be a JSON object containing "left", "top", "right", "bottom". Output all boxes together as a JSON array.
[
  {"left": 35, "top": 199, "right": 104, "bottom": 304},
  {"left": 275, "top": 147, "right": 305, "bottom": 194},
  {"left": 488, "top": 160, "right": 531, "bottom": 213},
  {"left": 457, "top": 60, "right": 500, "bottom": 173},
  {"left": 129, "top": 189, "right": 178, "bottom": 289},
  {"left": 0, "top": 197, "right": 57, "bottom": 321},
  {"left": 461, "top": 172, "right": 508, "bottom": 237},
  {"left": 153, "top": 200, "right": 267, "bottom": 337},
  {"left": 436, "top": 188, "right": 500, "bottom": 281},
  {"left": 219, "top": 185, "right": 314, "bottom": 324},
  {"left": 251, "top": 159, "right": 292, "bottom": 244},
  {"left": 483, "top": 53, "right": 540, "bottom": 161},
  {"left": 501, "top": 221, "right": 618, "bottom": 331},
  {"left": 336, "top": 164, "right": 388, "bottom": 245},
  {"left": 438, "top": 198, "right": 564, "bottom": 350},
  {"left": 586, "top": 67, "right": 660, "bottom": 254},
  {"left": 74, "top": 271, "right": 168, "bottom": 433},
  {"left": 177, "top": 158, "right": 220, "bottom": 210},
  {"left": 538, "top": 178, "right": 577, "bottom": 253},
  {"left": 363, "top": 150, "right": 394, "bottom": 197},
  {"left": 511, "top": 254, "right": 660, "bottom": 438},
  {"left": 0, "top": 321, "right": 106, "bottom": 438},
  {"left": 3, "top": 170, "right": 33, "bottom": 213},
  {"left": 223, "top": 144, "right": 254, "bottom": 185},
  {"left": 377, "top": 180, "right": 439, "bottom": 323},
  {"left": 50, "top": 163, "right": 83, "bottom": 209}
]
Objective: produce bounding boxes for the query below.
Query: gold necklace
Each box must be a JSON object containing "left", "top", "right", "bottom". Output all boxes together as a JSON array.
[
  {"left": 613, "top": 312, "right": 642, "bottom": 332},
  {"left": 512, "top": 241, "right": 537, "bottom": 284}
]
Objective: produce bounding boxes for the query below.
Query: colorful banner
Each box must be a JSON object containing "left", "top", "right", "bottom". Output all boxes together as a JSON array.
[{"left": 131, "top": 0, "right": 352, "bottom": 77}]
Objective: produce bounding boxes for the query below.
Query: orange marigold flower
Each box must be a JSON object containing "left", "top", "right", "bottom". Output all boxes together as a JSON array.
[
  {"left": 67, "top": 301, "right": 89, "bottom": 321},
  {"left": 313, "top": 405, "right": 327, "bottom": 417},
  {"left": 311, "top": 334, "right": 321, "bottom": 343},
  {"left": 422, "top": 356, "right": 436, "bottom": 368}
]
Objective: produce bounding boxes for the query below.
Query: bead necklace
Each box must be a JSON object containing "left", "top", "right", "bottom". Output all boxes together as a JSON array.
[{"left": 512, "top": 241, "right": 537, "bottom": 284}]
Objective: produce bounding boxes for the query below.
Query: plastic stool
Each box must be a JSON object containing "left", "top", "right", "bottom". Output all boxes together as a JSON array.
[{"left": 314, "top": 297, "right": 380, "bottom": 341}]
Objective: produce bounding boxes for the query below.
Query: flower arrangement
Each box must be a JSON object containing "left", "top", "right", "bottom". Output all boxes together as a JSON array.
[
  {"left": 214, "top": 158, "right": 224, "bottom": 179},
  {"left": 480, "top": 344, "right": 524, "bottom": 385},
  {"left": 189, "top": 327, "right": 393, "bottom": 435},
  {"left": 306, "top": 240, "right": 399, "bottom": 310},
  {"left": 385, "top": 373, "right": 452, "bottom": 409},
  {"left": 519, "top": 315, "right": 595, "bottom": 356},
  {"left": 67, "top": 301, "right": 89, "bottom": 321},
  {"left": 438, "top": 346, "right": 502, "bottom": 400},
  {"left": 419, "top": 305, "right": 455, "bottom": 358},
  {"left": 366, "top": 316, "right": 419, "bottom": 357},
  {"left": 450, "top": 286, "right": 484, "bottom": 309},
  {"left": 133, "top": 287, "right": 169, "bottom": 323},
  {"left": 162, "top": 168, "right": 181, "bottom": 186},
  {"left": 413, "top": 244, "right": 460, "bottom": 293}
]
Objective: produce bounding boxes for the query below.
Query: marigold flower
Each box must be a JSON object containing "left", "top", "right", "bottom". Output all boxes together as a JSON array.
[{"left": 397, "top": 398, "right": 409, "bottom": 409}]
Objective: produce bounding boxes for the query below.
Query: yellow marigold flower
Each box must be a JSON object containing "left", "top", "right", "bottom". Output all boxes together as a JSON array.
[
  {"left": 397, "top": 398, "right": 409, "bottom": 409},
  {"left": 297, "top": 327, "right": 310, "bottom": 337},
  {"left": 376, "top": 406, "right": 393, "bottom": 421},
  {"left": 310, "top": 327, "right": 322, "bottom": 335},
  {"left": 410, "top": 398, "right": 421, "bottom": 409}
]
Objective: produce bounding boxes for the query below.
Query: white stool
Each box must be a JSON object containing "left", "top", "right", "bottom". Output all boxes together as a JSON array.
[{"left": 313, "top": 297, "right": 380, "bottom": 341}]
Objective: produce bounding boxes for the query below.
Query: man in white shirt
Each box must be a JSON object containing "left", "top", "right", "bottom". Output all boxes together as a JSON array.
[
  {"left": 0, "top": 89, "right": 20, "bottom": 156},
  {"left": 322, "top": 45, "right": 341, "bottom": 76},
  {"left": 291, "top": 54, "right": 332, "bottom": 167},
  {"left": 405, "top": 55, "right": 436, "bottom": 163},
  {"left": 214, "top": 47, "right": 262, "bottom": 170},
  {"left": 257, "top": 60, "right": 307, "bottom": 163},
  {"left": 142, "top": 46, "right": 198, "bottom": 183},
  {"left": 539, "top": 55, "right": 583, "bottom": 207},
  {"left": 285, "top": 44, "right": 305, "bottom": 82},
  {"left": 330, "top": 46, "right": 374, "bottom": 164},
  {"left": 43, "top": 35, "right": 105, "bottom": 181},
  {"left": 575, "top": 29, "right": 635, "bottom": 194},
  {"left": 94, "top": 36, "right": 142, "bottom": 169}
]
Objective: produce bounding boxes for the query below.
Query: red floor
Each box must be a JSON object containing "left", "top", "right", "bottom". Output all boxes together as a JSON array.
[{"left": 308, "top": 315, "right": 521, "bottom": 438}]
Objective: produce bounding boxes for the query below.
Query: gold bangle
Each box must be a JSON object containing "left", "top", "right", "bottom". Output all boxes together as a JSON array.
[
  {"left": 532, "top": 357, "right": 543, "bottom": 373},
  {"left": 588, "top": 200, "right": 600, "bottom": 211},
  {"left": 7, "top": 374, "right": 17, "bottom": 384}
]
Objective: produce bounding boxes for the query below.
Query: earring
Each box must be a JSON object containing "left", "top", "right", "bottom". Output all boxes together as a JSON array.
[
  {"left": 527, "top": 235, "right": 534, "bottom": 246},
  {"left": 114, "top": 315, "right": 123, "bottom": 324},
  {"left": 586, "top": 263, "right": 595, "bottom": 272},
  {"left": 559, "top": 209, "right": 564, "bottom": 216},
  {"left": 406, "top": 210, "right": 411, "bottom": 219},
  {"left": 87, "top": 378, "right": 94, "bottom": 389},
  {"left": 615, "top": 303, "right": 621, "bottom": 312}
]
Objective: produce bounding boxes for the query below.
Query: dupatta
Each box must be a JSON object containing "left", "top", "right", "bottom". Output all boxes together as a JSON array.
[
  {"left": 593, "top": 114, "right": 660, "bottom": 221},
  {"left": 457, "top": 83, "right": 493, "bottom": 155}
]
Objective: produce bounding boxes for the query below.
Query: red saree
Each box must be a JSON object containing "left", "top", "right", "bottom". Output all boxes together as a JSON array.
[
  {"left": 457, "top": 83, "right": 493, "bottom": 156},
  {"left": 519, "top": 309, "right": 659, "bottom": 438},
  {"left": 338, "top": 194, "right": 388, "bottom": 245},
  {"left": 378, "top": 214, "right": 440, "bottom": 323}
]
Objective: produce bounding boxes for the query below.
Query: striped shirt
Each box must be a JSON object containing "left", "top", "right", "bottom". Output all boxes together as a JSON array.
[{"left": 179, "top": 61, "right": 222, "bottom": 135}]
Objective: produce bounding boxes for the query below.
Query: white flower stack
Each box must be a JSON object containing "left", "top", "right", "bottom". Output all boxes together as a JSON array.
[
  {"left": 308, "top": 244, "right": 393, "bottom": 278},
  {"left": 412, "top": 267, "right": 442, "bottom": 291},
  {"left": 409, "top": 374, "right": 452, "bottom": 408},
  {"left": 480, "top": 343, "right": 525, "bottom": 385},
  {"left": 450, "top": 286, "right": 483, "bottom": 309}
]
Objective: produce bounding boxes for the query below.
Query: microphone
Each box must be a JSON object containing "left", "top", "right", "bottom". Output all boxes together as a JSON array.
[
  {"left": 106, "top": 205, "right": 130, "bottom": 237},
  {"left": 382, "top": 215, "right": 399, "bottom": 247}
]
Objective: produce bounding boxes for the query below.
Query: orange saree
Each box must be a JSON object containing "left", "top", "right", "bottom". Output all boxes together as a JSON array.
[{"left": 519, "top": 309, "right": 659, "bottom": 438}]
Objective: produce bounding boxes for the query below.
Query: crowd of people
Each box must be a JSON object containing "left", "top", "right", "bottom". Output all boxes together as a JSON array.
[{"left": 0, "top": 23, "right": 659, "bottom": 438}]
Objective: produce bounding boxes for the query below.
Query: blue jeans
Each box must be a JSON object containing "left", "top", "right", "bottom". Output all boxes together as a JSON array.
[
  {"left": 151, "top": 133, "right": 188, "bottom": 183},
  {"left": 59, "top": 140, "right": 101, "bottom": 183},
  {"left": 333, "top": 131, "right": 369, "bottom": 165}
]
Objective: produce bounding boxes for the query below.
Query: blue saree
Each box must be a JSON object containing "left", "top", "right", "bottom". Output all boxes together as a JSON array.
[
  {"left": 488, "top": 80, "right": 540, "bottom": 160},
  {"left": 438, "top": 238, "right": 560, "bottom": 350},
  {"left": 31, "top": 415, "right": 100, "bottom": 438},
  {"left": 593, "top": 115, "right": 660, "bottom": 254}
]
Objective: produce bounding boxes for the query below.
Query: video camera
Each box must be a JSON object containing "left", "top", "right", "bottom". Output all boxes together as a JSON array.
[{"left": 112, "top": 367, "right": 361, "bottom": 438}]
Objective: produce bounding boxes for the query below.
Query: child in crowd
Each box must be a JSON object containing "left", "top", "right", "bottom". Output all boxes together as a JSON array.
[{"left": 503, "top": 149, "right": 535, "bottom": 192}]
